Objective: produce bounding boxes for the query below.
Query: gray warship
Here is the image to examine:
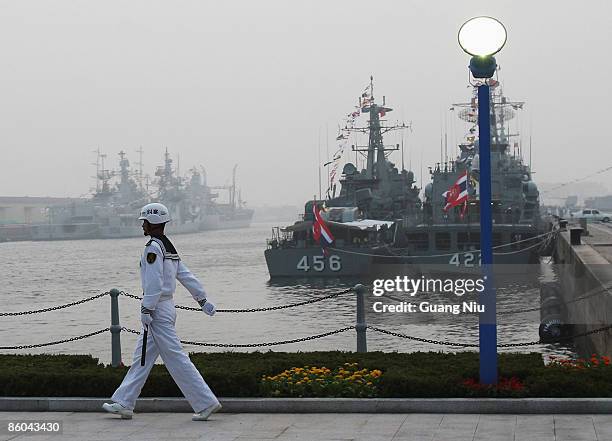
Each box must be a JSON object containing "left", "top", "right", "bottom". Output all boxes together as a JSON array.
[
  {"left": 265, "top": 79, "right": 421, "bottom": 277},
  {"left": 30, "top": 150, "right": 145, "bottom": 240},
  {"left": 30, "top": 149, "right": 253, "bottom": 241},
  {"left": 201, "top": 165, "right": 255, "bottom": 230},
  {"left": 265, "top": 80, "right": 545, "bottom": 277},
  {"left": 380, "top": 81, "right": 544, "bottom": 272}
]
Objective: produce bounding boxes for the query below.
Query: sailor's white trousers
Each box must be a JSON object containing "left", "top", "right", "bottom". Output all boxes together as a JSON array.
[{"left": 111, "top": 299, "right": 219, "bottom": 413}]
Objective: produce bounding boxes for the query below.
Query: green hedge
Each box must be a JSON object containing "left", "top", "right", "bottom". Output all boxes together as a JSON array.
[{"left": 1, "top": 352, "right": 611, "bottom": 398}]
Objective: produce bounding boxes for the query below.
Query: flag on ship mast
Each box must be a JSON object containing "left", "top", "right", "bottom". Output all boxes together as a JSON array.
[
  {"left": 443, "top": 170, "right": 469, "bottom": 213},
  {"left": 312, "top": 204, "right": 335, "bottom": 255}
]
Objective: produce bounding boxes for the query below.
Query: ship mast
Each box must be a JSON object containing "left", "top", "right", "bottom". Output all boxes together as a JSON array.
[
  {"left": 345, "top": 76, "right": 406, "bottom": 184},
  {"left": 135, "top": 146, "right": 144, "bottom": 192},
  {"left": 365, "top": 76, "right": 376, "bottom": 178},
  {"left": 92, "top": 148, "right": 101, "bottom": 193},
  {"left": 453, "top": 83, "right": 524, "bottom": 153},
  {"left": 231, "top": 164, "right": 238, "bottom": 210}
]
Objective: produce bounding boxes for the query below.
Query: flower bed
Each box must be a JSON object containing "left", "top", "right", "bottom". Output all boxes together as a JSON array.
[
  {"left": 261, "top": 363, "right": 382, "bottom": 398},
  {"left": 461, "top": 376, "right": 526, "bottom": 397}
]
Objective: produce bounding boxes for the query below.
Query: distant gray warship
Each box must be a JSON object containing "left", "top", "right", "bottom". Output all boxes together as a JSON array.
[
  {"left": 265, "top": 79, "right": 421, "bottom": 276},
  {"left": 265, "top": 80, "right": 545, "bottom": 277},
  {"left": 201, "top": 165, "right": 254, "bottom": 230},
  {"left": 30, "top": 149, "right": 253, "bottom": 241}
]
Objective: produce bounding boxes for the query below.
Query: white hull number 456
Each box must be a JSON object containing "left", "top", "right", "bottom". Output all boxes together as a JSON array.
[{"left": 296, "top": 255, "right": 342, "bottom": 272}]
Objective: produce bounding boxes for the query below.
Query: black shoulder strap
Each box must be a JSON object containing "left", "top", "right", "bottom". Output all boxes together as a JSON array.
[{"left": 147, "top": 235, "right": 180, "bottom": 261}]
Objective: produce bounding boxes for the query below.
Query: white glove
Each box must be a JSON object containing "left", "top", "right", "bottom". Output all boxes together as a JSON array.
[
  {"left": 141, "top": 306, "right": 153, "bottom": 327},
  {"left": 198, "top": 298, "right": 216, "bottom": 316}
]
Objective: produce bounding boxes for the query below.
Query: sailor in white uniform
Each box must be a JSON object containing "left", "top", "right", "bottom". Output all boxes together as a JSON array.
[{"left": 103, "top": 203, "right": 221, "bottom": 421}]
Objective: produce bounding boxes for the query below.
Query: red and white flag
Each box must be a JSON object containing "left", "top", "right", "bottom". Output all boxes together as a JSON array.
[
  {"left": 443, "top": 171, "right": 469, "bottom": 212},
  {"left": 313, "top": 204, "right": 335, "bottom": 253}
]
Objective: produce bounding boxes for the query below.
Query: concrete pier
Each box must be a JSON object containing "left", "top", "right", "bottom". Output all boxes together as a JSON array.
[{"left": 553, "top": 222, "right": 612, "bottom": 355}]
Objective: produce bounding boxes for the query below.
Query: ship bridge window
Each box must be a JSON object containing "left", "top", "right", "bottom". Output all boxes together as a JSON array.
[
  {"left": 457, "top": 232, "right": 480, "bottom": 251},
  {"left": 435, "top": 233, "right": 451, "bottom": 250},
  {"left": 407, "top": 233, "right": 429, "bottom": 251}
]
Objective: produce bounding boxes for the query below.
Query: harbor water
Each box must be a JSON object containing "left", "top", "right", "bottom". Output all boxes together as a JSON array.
[{"left": 1, "top": 222, "right": 575, "bottom": 364}]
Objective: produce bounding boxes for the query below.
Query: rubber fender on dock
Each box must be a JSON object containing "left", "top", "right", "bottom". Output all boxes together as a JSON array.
[{"left": 539, "top": 314, "right": 573, "bottom": 343}]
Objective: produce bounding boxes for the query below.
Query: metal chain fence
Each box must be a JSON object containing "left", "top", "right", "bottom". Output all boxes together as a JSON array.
[
  {"left": 0, "top": 328, "right": 110, "bottom": 350},
  {"left": 368, "top": 324, "right": 612, "bottom": 348},
  {"left": 122, "top": 326, "right": 354, "bottom": 348},
  {"left": 0, "top": 291, "right": 110, "bottom": 316},
  {"left": 2, "top": 323, "right": 611, "bottom": 351},
  {"left": 1, "top": 285, "right": 612, "bottom": 352},
  {"left": 119, "top": 288, "right": 355, "bottom": 312}
]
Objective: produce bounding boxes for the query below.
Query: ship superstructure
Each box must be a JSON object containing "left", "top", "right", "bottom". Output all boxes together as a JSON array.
[
  {"left": 387, "top": 81, "right": 543, "bottom": 270},
  {"left": 265, "top": 79, "right": 421, "bottom": 276}
]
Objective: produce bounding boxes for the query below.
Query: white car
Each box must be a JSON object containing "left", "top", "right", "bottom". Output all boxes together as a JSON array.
[{"left": 570, "top": 209, "right": 612, "bottom": 222}]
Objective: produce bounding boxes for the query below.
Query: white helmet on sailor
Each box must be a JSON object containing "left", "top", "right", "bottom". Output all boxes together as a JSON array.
[{"left": 138, "top": 203, "right": 171, "bottom": 224}]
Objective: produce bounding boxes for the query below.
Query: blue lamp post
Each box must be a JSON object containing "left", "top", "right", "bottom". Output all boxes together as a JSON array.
[{"left": 458, "top": 16, "right": 507, "bottom": 385}]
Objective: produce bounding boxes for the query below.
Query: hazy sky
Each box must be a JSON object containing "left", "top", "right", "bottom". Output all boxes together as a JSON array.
[{"left": 1, "top": 1, "right": 611, "bottom": 206}]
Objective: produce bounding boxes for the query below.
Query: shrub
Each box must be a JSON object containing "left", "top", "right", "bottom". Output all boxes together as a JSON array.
[{"left": 0, "top": 351, "right": 610, "bottom": 398}]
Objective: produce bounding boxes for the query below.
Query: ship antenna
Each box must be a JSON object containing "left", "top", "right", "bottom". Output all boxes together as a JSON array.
[
  {"left": 92, "top": 147, "right": 101, "bottom": 193},
  {"left": 529, "top": 135, "right": 533, "bottom": 171},
  {"left": 420, "top": 148, "right": 423, "bottom": 190},
  {"left": 529, "top": 116, "right": 533, "bottom": 170},
  {"left": 370, "top": 75, "right": 374, "bottom": 102},
  {"left": 439, "top": 125, "right": 443, "bottom": 166},
  {"left": 409, "top": 129, "right": 412, "bottom": 171},
  {"left": 136, "top": 146, "right": 144, "bottom": 192},
  {"left": 232, "top": 164, "right": 238, "bottom": 210},
  {"left": 401, "top": 130, "right": 405, "bottom": 171},
  {"left": 326, "top": 123, "right": 329, "bottom": 197},
  {"left": 318, "top": 127, "right": 322, "bottom": 200},
  {"left": 444, "top": 112, "right": 448, "bottom": 164}
]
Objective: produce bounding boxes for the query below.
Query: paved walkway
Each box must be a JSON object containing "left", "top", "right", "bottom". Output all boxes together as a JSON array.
[
  {"left": 1, "top": 412, "right": 611, "bottom": 441},
  {"left": 581, "top": 222, "right": 612, "bottom": 264}
]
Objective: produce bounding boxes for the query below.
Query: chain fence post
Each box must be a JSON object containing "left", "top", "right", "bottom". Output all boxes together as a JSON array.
[
  {"left": 109, "top": 289, "right": 122, "bottom": 367},
  {"left": 354, "top": 284, "right": 367, "bottom": 353}
]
